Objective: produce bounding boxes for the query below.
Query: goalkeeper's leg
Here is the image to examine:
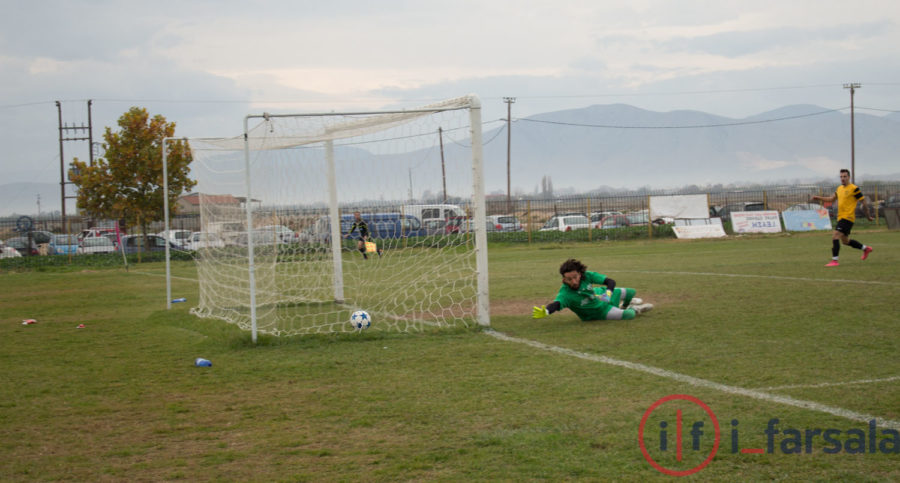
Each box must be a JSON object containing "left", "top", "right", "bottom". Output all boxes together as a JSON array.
[
  {"left": 614, "top": 288, "right": 637, "bottom": 308},
  {"left": 605, "top": 306, "right": 636, "bottom": 320}
]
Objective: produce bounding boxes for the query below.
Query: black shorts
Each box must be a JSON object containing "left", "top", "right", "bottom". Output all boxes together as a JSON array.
[{"left": 835, "top": 219, "right": 854, "bottom": 235}]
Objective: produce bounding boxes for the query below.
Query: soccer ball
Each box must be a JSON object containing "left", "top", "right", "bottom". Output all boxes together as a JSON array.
[{"left": 350, "top": 310, "right": 371, "bottom": 330}]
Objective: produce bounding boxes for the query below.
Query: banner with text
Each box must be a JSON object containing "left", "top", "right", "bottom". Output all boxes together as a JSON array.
[{"left": 732, "top": 211, "right": 782, "bottom": 233}]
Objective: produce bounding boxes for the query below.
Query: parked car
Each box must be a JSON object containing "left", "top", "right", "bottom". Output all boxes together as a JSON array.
[
  {"left": 716, "top": 202, "right": 766, "bottom": 222},
  {"left": 78, "top": 236, "right": 117, "bottom": 254},
  {"left": 49, "top": 234, "right": 79, "bottom": 255},
  {"left": 402, "top": 204, "right": 467, "bottom": 225},
  {"left": 594, "top": 214, "right": 632, "bottom": 229},
  {"left": 314, "top": 213, "right": 427, "bottom": 243},
  {"left": 445, "top": 216, "right": 475, "bottom": 234},
  {"left": 4, "top": 237, "right": 39, "bottom": 256},
  {"left": 120, "top": 235, "right": 185, "bottom": 254},
  {"left": 540, "top": 214, "right": 591, "bottom": 232},
  {"left": 486, "top": 215, "right": 523, "bottom": 232},
  {"left": 79, "top": 228, "right": 117, "bottom": 241},
  {"left": 857, "top": 197, "right": 884, "bottom": 218},
  {"left": 783, "top": 203, "right": 824, "bottom": 212},
  {"left": 23, "top": 230, "right": 53, "bottom": 245},
  {"left": 235, "top": 230, "right": 279, "bottom": 246},
  {"left": 258, "top": 225, "right": 297, "bottom": 244},
  {"left": 625, "top": 211, "right": 650, "bottom": 226},
  {"left": 103, "top": 232, "right": 122, "bottom": 249},
  {"left": 158, "top": 229, "right": 193, "bottom": 246},
  {"left": 589, "top": 211, "right": 623, "bottom": 224},
  {"left": 424, "top": 219, "right": 448, "bottom": 235},
  {"left": 1, "top": 240, "right": 22, "bottom": 258},
  {"left": 185, "top": 232, "right": 226, "bottom": 250}
]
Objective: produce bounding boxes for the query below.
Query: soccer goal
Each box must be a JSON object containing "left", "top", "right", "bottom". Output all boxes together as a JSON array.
[{"left": 182, "top": 95, "right": 488, "bottom": 340}]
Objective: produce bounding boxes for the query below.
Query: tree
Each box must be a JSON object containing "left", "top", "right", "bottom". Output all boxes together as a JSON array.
[{"left": 70, "top": 107, "right": 196, "bottom": 247}]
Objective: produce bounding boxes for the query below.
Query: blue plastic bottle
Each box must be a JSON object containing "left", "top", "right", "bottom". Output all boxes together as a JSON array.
[
  {"left": 172, "top": 297, "right": 187, "bottom": 303},
  {"left": 194, "top": 358, "right": 212, "bottom": 367}
]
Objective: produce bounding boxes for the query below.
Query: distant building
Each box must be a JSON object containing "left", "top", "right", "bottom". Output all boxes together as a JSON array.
[{"left": 177, "top": 193, "right": 242, "bottom": 214}]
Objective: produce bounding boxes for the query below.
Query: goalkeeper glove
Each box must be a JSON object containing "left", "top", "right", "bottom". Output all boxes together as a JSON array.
[
  {"left": 532, "top": 305, "right": 550, "bottom": 319},
  {"left": 599, "top": 289, "right": 612, "bottom": 302}
]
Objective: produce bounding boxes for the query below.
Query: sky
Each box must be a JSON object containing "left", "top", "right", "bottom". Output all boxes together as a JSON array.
[{"left": 2, "top": 0, "right": 900, "bottom": 213}]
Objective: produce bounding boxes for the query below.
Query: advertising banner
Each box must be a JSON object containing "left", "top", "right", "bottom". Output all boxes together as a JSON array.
[
  {"left": 782, "top": 209, "right": 832, "bottom": 231},
  {"left": 732, "top": 211, "right": 782, "bottom": 233},
  {"left": 672, "top": 218, "right": 726, "bottom": 239}
]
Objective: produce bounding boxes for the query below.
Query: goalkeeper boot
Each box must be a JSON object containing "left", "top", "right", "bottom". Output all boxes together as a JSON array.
[
  {"left": 825, "top": 260, "right": 839, "bottom": 267},
  {"left": 861, "top": 246, "right": 873, "bottom": 260},
  {"left": 621, "top": 297, "right": 642, "bottom": 309},
  {"left": 632, "top": 303, "right": 654, "bottom": 314}
]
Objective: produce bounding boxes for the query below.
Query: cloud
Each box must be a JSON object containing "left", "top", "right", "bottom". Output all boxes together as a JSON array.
[
  {"left": 737, "top": 152, "right": 791, "bottom": 171},
  {"left": 2, "top": 0, "right": 900, "bottom": 193},
  {"left": 665, "top": 21, "right": 895, "bottom": 58},
  {"left": 798, "top": 156, "right": 843, "bottom": 176}
]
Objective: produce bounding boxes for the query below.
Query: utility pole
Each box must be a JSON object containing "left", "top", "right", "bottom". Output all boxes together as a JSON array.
[
  {"left": 843, "top": 83, "right": 861, "bottom": 184},
  {"left": 503, "top": 97, "right": 516, "bottom": 212},
  {"left": 438, "top": 127, "right": 447, "bottom": 203},
  {"left": 56, "top": 100, "right": 93, "bottom": 230}
]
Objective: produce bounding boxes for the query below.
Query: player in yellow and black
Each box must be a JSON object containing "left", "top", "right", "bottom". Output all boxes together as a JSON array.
[
  {"left": 344, "top": 212, "right": 382, "bottom": 260},
  {"left": 811, "top": 169, "right": 874, "bottom": 267}
]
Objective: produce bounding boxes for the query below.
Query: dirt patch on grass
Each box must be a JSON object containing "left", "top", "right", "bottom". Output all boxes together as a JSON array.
[
  {"left": 490, "top": 299, "right": 536, "bottom": 316},
  {"left": 491, "top": 291, "right": 683, "bottom": 317}
]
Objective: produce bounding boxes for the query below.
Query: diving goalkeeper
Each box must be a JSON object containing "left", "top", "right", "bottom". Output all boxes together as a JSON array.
[{"left": 532, "top": 258, "right": 653, "bottom": 321}]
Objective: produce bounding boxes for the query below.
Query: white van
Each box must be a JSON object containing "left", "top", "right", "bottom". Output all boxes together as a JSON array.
[
  {"left": 206, "top": 221, "right": 245, "bottom": 246},
  {"left": 402, "top": 204, "right": 466, "bottom": 223}
]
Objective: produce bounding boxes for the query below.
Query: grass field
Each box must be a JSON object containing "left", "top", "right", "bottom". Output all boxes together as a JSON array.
[{"left": 1, "top": 229, "right": 898, "bottom": 481}]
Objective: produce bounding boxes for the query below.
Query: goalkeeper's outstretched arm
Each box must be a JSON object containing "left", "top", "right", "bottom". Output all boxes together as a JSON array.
[{"left": 532, "top": 301, "right": 562, "bottom": 318}]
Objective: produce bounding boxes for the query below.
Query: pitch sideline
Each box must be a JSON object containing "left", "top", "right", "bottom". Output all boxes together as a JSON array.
[
  {"left": 485, "top": 329, "right": 900, "bottom": 430},
  {"left": 617, "top": 269, "right": 899, "bottom": 286},
  {"left": 754, "top": 376, "right": 900, "bottom": 391}
]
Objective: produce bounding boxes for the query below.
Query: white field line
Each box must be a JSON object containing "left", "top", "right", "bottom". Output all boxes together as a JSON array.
[
  {"left": 755, "top": 376, "right": 900, "bottom": 391},
  {"left": 485, "top": 329, "right": 900, "bottom": 430},
  {"left": 617, "top": 269, "right": 899, "bottom": 286},
  {"left": 129, "top": 270, "right": 198, "bottom": 283}
]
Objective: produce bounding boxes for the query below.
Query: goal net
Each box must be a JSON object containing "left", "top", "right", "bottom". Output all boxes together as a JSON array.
[{"left": 185, "top": 96, "right": 488, "bottom": 338}]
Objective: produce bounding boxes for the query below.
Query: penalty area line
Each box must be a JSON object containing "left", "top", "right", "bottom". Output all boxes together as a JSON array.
[{"left": 484, "top": 329, "right": 900, "bottom": 430}]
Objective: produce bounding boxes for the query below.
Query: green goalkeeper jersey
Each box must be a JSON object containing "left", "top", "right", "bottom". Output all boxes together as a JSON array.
[{"left": 554, "top": 271, "right": 614, "bottom": 321}]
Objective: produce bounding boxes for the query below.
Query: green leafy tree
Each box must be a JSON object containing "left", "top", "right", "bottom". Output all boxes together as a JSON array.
[{"left": 70, "top": 107, "right": 196, "bottom": 247}]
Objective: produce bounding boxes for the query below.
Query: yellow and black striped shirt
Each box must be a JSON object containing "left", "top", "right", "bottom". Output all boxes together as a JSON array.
[{"left": 835, "top": 183, "right": 863, "bottom": 222}]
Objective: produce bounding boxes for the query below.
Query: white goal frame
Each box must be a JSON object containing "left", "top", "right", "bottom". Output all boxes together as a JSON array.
[{"left": 163, "top": 95, "right": 489, "bottom": 342}]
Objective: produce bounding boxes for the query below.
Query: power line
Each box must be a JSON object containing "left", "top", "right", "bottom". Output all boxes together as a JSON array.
[
  {"left": 481, "top": 83, "right": 846, "bottom": 101},
  {"left": 856, "top": 106, "right": 900, "bottom": 113},
  {"left": 515, "top": 107, "right": 848, "bottom": 130}
]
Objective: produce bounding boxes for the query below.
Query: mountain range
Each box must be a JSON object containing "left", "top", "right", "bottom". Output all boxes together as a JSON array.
[
  {"left": 2, "top": 104, "right": 898, "bottom": 216},
  {"left": 479, "top": 103, "right": 900, "bottom": 195}
]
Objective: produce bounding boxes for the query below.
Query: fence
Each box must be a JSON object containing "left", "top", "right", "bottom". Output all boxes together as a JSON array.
[{"left": 3, "top": 183, "right": 898, "bottom": 245}]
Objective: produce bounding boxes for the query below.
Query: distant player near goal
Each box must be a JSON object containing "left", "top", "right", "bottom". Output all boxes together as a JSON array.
[
  {"left": 344, "top": 212, "right": 382, "bottom": 260},
  {"left": 532, "top": 258, "right": 653, "bottom": 322},
  {"left": 810, "top": 169, "right": 874, "bottom": 267}
]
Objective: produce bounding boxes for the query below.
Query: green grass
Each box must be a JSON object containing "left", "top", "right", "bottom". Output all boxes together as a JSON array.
[{"left": 1, "top": 229, "right": 898, "bottom": 481}]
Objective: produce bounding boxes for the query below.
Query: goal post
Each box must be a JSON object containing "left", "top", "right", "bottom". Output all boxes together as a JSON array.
[{"left": 184, "top": 95, "right": 489, "bottom": 339}]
